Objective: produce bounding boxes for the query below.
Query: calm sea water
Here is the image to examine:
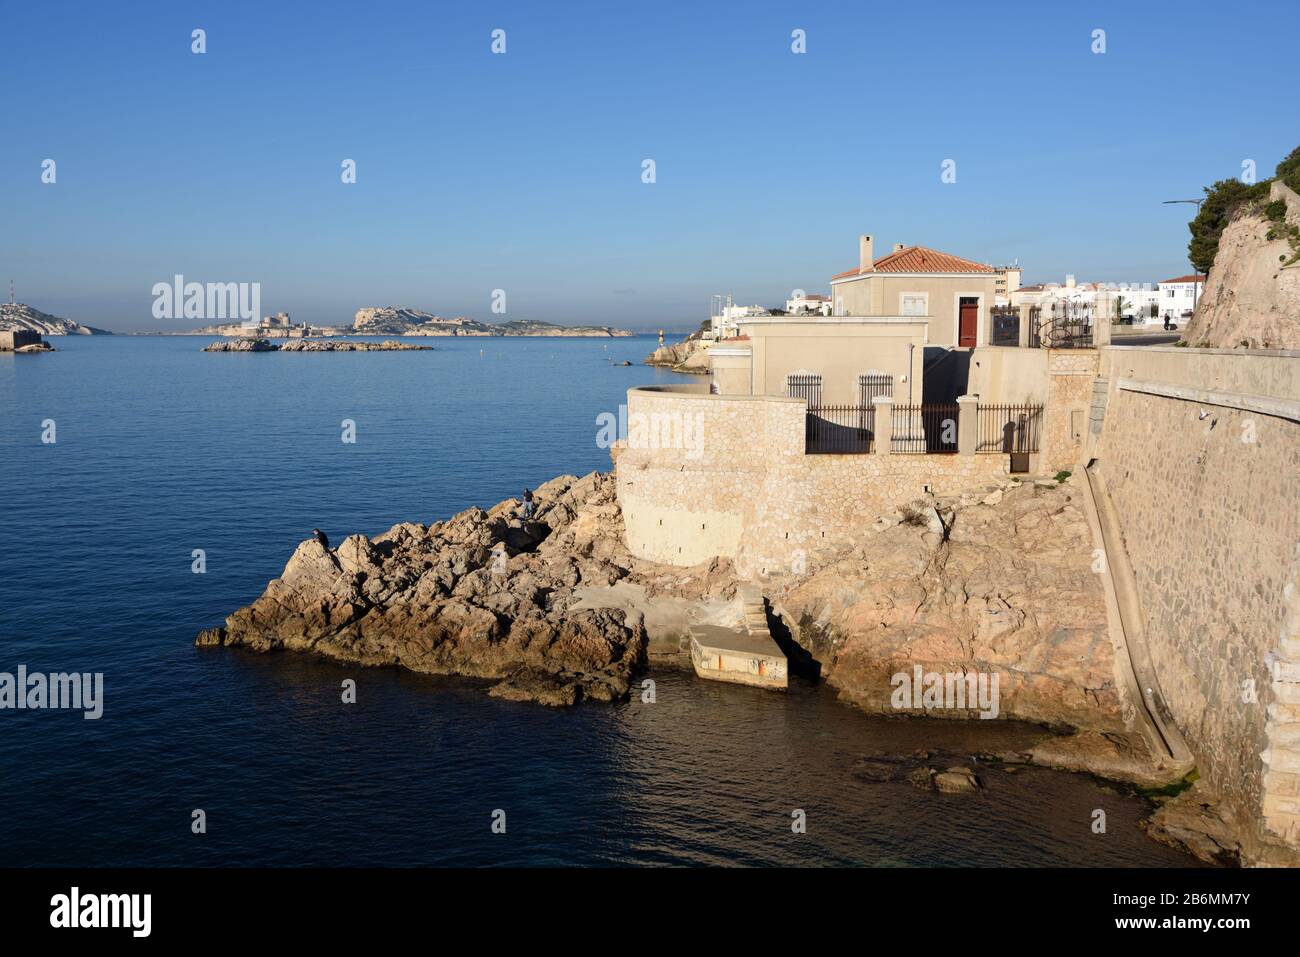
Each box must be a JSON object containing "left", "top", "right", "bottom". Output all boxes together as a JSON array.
[{"left": 0, "top": 335, "right": 1194, "bottom": 866}]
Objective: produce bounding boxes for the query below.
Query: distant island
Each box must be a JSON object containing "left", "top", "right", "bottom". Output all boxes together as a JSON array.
[
  {"left": 351, "top": 307, "right": 633, "bottom": 338},
  {"left": 204, "top": 338, "right": 432, "bottom": 352},
  {"left": 0, "top": 302, "right": 112, "bottom": 336},
  {"left": 184, "top": 306, "right": 633, "bottom": 338}
]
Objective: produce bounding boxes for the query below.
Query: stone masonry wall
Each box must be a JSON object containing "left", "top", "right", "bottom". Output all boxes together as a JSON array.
[
  {"left": 1041, "top": 349, "right": 1100, "bottom": 475},
  {"left": 1096, "top": 354, "right": 1300, "bottom": 857},
  {"left": 617, "top": 386, "right": 1010, "bottom": 573}
]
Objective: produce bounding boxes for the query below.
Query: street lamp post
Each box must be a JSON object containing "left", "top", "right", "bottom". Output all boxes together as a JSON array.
[{"left": 1163, "top": 199, "right": 1205, "bottom": 319}]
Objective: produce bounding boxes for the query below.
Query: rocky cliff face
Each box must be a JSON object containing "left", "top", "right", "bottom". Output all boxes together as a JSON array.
[
  {"left": 0, "top": 302, "right": 110, "bottom": 335},
  {"left": 1182, "top": 181, "right": 1300, "bottom": 350}
]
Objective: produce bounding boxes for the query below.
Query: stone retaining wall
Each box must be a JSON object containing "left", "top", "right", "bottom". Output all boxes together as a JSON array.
[
  {"left": 1094, "top": 347, "right": 1300, "bottom": 859},
  {"left": 616, "top": 385, "right": 1010, "bottom": 571}
]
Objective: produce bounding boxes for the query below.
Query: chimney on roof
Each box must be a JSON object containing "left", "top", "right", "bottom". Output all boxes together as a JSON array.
[
  {"left": 892, "top": 243, "right": 905, "bottom": 253},
  {"left": 859, "top": 234, "right": 874, "bottom": 273}
]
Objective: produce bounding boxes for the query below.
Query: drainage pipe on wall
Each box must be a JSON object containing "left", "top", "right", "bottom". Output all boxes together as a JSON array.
[{"left": 1080, "top": 459, "right": 1194, "bottom": 768}]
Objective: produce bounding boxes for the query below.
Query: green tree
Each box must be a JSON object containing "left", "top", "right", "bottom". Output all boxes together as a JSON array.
[
  {"left": 1275, "top": 145, "right": 1300, "bottom": 193},
  {"left": 1186, "top": 143, "right": 1300, "bottom": 273},
  {"left": 1187, "top": 178, "right": 1268, "bottom": 274}
]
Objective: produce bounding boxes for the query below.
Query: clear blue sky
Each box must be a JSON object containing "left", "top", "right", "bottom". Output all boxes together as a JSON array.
[{"left": 2, "top": 0, "right": 1297, "bottom": 332}]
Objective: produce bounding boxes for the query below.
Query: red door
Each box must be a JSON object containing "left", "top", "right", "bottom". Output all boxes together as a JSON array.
[{"left": 958, "top": 298, "right": 979, "bottom": 347}]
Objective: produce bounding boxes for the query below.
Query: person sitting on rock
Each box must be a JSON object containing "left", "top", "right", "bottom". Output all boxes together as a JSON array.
[
  {"left": 312, "top": 528, "right": 330, "bottom": 551},
  {"left": 521, "top": 488, "right": 535, "bottom": 520}
]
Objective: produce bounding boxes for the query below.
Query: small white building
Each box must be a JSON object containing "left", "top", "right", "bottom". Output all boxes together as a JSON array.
[
  {"left": 1013, "top": 276, "right": 1164, "bottom": 323},
  {"left": 785, "top": 293, "right": 832, "bottom": 316},
  {"left": 709, "top": 295, "right": 770, "bottom": 340},
  {"left": 1104, "top": 283, "right": 1161, "bottom": 323},
  {"left": 1157, "top": 274, "right": 1205, "bottom": 321}
]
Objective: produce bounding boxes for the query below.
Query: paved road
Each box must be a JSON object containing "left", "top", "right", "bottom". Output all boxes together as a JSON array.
[{"left": 1112, "top": 332, "right": 1181, "bottom": 347}]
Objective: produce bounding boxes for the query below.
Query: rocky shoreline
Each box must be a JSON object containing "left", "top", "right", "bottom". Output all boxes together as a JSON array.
[
  {"left": 197, "top": 474, "right": 649, "bottom": 705},
  {"left": 645, "top": 331, "right": 709, "bottom": 372},
  {"left": 197, "top": 469, "right": 1236, "bottom": 863}
]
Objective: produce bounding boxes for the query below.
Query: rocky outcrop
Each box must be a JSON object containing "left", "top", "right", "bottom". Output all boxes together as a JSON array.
[
  {"left": 645, "top": 331, "right": 709, "bottom": 373},
  {"left": 197, "top": 474, "right": 649, "bottom": 705},
  {"left": 203, "top": 338, "right": 432, "bottom": 352},
  {"left": 0, "top": 302, "right": 111, "bottom": 336},
  {"left": 1142, "top": 783, "right": 1243, "bottom": 866},
  {"left": 775, "top": 479, "right": 1124, "bottom": 734},
  {"left": 198, "top": 470, "right": 1146, "bottom": 729},
  {"left": 352, "top": 306, "right": 631, "bottom": 338},
  {"left": 1182, "top": 180, "right": 1300, "bottom": 350}
]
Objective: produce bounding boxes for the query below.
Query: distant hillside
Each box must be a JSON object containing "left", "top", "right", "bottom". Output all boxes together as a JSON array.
[
  {"left": 353, "top": 306, "right": 631, "bottom": 337},
  {"left": 0, "top": 303, "right": 112, "bottom": 336}
]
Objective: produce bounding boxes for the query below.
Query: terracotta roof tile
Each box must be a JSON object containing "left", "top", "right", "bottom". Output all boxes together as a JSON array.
[
  {"left": 1159, "top": 274, "right": 1206, "bottom": 284},
  {"left": 831, "top": 245, "right": 995, "bottom": 279}
]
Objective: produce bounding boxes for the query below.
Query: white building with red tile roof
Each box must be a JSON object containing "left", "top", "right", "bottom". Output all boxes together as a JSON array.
[
  {"left": 785, "top": 293, "right": 832, "bottom": 316},
  {"left": 1157, "top": 274, "right": 1206, "bottom": 320}
]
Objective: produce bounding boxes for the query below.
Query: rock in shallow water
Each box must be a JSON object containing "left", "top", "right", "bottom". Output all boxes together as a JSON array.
[{"left": 196, "top": 472, "right": 648, "bottom": 705}]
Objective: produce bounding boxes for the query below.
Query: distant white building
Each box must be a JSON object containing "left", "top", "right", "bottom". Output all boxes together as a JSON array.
[
  {"left": 785, "top": 293, "right": 831, "bottom": 316},
  {"left": 708, "top": 294, "right": 770, "bottom": 340},
  {"left": 1157, "top": 274, "right": 1206, "bottom": 321},
  {"left": 1012, "top": 275, "right": 1166, "bottom": 323}
]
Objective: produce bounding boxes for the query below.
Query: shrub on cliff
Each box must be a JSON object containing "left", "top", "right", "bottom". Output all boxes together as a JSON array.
[
  {"left": 1188, "top": 179, "right": 1269, "bottom": 275},
  {"left": 1187, "top": 144, "right": 1299, "bottom": 274}
]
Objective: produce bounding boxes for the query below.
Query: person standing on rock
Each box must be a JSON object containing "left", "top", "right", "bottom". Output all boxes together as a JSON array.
[
  {"left": 312, "top": 528, "right": 344, "bottom": 573},
  {"left": 521, "top": 488, "right": 534, "bottom": 520}
]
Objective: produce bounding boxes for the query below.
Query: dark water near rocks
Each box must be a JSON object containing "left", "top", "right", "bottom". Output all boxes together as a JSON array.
[{"left": 0, "top": 335, "right": 1194, "bottom": 866}]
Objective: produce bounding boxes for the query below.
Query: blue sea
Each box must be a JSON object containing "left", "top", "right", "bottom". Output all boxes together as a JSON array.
[{"left": 0, "top": 335, "right": 1195, "bottom": 866}]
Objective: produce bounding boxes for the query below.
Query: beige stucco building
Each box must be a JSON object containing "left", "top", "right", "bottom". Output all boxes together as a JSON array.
[{"left": 709, "top": 235, "right": 999, "bottom": 405}]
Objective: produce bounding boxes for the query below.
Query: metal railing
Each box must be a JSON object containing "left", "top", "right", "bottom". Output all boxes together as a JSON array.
[
  {"left": 990, "top": 306, "right": 1019, "bottom": 346},
  {"left": 892, "top": 403, "right": 959, "bottom": 454},
  {"left": 787, "top": 373, "right": 823, "bottom": 406},
  {"left": 1037, "top": 302, "right": 1094, "bottom": 349},
  {"left": 976, "top": 404, "right": 1043, "bottom": 454},
  {"left": 806, "top": 404, "right": 875, "bottom": 454}
]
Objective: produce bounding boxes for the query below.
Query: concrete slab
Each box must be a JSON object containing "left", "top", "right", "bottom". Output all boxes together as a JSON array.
[
  {"left": 571, "top": 581, "right": 744, "bottom": 656},
  {"left": 690, "top": 624, "right": 787, "bottom": 691}
]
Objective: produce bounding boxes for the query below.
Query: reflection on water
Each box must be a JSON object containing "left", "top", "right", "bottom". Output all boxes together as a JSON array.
[{"left": 3, "top": 654, "right": 1195, "bottom": 867}]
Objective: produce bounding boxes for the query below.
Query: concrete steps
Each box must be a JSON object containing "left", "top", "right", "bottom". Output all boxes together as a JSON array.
[{"left": 689, "top": 584, "right": 788, "bottom": 690}]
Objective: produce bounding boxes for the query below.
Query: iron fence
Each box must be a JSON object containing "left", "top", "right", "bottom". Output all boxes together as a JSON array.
[
  {"left": 990, "top": 306, "right": 1019, "bottom": 346},
  {"left": 787, "top": 373, "right": 823, "bottom": 406},
  {"left": 976, "top": 404, "right": 1043, "bottom": 454},
  {"left": 806, "top": 404, "right": 876, "bottom": 454},
  {"left": 1038, "top": 301, "right": 1093, "bottom": 348},
  {"left": 892, "top": 403, "right": 959, "bottom": 454},
  {"left": 857, "top": 373, "right": 894, "bottom": 406}
]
